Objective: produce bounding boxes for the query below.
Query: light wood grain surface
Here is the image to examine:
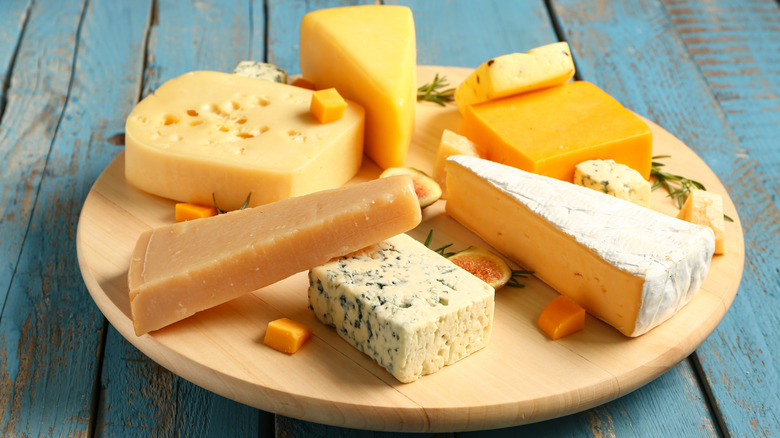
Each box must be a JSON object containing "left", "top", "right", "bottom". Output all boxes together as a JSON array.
[{"left": 76, "top": 66, "right": 743, "bottom": 433}]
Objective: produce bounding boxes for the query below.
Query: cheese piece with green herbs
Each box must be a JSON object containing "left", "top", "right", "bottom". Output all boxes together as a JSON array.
[
  {"left": 308, "top": 233, "right": 494, "bottom": 383},
  {"left": 124, "top": 71, "right": 364, "bottom": 210},
  {"left": 232, "top": 61, "right": 287, "bottom": 83},
  {"left": 574, "top": 159, "right": 651, "bottom": 207},
  {"left": 454, "top": 42, "right": 575, "bottom": 113}
]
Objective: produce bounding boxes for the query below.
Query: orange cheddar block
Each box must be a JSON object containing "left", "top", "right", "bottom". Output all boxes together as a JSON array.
[
  {"left": 537, "top": 295, "right": 586, "bottom": 340},
  {"left": 128, "top": 175, "right": 422, "bottom": 336},
  {"left": 175, "top": 203, "right": 218, "bottom": 222},
  {"left": 461, "top": 81, "right": 652, "bottom": 182},
  {"left": 291, "top": 77, "right": 316, "bottom": 90},
  {"left": 677, "top": 189, "right": 726, "bottom": 254},
  {"left": 310, "top": 88, "right": 347, "bottom": 123},
  {"left": 264, "top": 318, "right": 313, "bottom": 354}
]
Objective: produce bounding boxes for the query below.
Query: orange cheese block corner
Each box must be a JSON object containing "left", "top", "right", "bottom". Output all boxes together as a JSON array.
[
  {"left": 264, "top": 318, "right": 313, "bottom": 354},
  {"left": 128, "top": 175, "right": 422, "bottom": 336},
  {"left": 460, "top": 81, "right": 652, "bottom": 182}
]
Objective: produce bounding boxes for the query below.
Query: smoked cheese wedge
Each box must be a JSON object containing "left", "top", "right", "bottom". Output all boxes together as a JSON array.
[{"left": 128, "top": 175, "right": 422, "bottom": 336}]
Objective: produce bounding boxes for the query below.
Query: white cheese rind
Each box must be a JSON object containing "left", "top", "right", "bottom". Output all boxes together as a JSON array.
[
  {"left": 308, "top": 233, "right": 494, "bottom": 383},
  {"left": 447, "top": 155, "right": 715, "bottom": 336}
]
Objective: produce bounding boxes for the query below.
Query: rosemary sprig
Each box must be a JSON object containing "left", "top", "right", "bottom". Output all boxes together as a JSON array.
[
  {"left": 212, "top": 192, "right": 252, "bottom": 214},
  {"left": 423, "top": 229, "right": 533, "bottom": 288},
  {"left": 417, "top": 73, "right": 455, "bottom": 106},
  {"left": 650, "top": 155, "right": 733, "bottom": 222}
]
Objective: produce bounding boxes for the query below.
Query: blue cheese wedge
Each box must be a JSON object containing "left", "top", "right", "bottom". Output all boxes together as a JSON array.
[
  {"left": 308, "top": 233, "right": 494, "bottom": 383},
  {"left": 574, "top": 159, "right": 651, "bottom": 207},
  {"left": 232, "top": 61, "right": 287, "bottom": 83},
  {"left": 445, "top": 155, "right": 715, "bottom": 337}
]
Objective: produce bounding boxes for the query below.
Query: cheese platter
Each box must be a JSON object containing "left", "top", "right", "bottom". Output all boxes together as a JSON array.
[{"left": 76, "top": 65, "right": 743, "bottom": 432}]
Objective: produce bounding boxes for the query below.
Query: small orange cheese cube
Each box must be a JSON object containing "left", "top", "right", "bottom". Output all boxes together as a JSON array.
[
  {"left": 461, "top": 81, "right": 652, "bottom": 182},
  {"left": 291, "top": 77, "right": 317, "bottom": 90},
  {"left": 310, "top": 88, "right": 347, "bottom": 123},
  {"left": 537, "top": 295, "right": 586, "bottom": 340},
  {"left": 264, "top": 318, "right": 313, "bottom": 354},
  {"left": 175, "top": 203, "right": 218, "bottom": 222}
]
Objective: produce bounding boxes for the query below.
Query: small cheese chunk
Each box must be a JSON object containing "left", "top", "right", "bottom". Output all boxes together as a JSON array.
[
  {"left": 537, "top": 295, "right": 586, "bottom": 340},
  {"left": 432, "top": 129, "right": 483, "bottom": 198},
  {"left": 232, "top": 61, "right": 287, "bottom": 83},
  {"left": 574, "top": 159, "right": 651, "bottom": 207},
  {"left": 290, "top": 77, "right": 316, "bottom": 90},
  {"left": 300, "top": 5, "right": 416, "bottom": 169},
  {"left": 128, "top": 175, "right": 422, "bottom": 336},
  {"left": 264, "top": 318, "right": 313, "bottom": 354},
  {"left": 677, "top": 189, "right": 726, "bottom": 254},
  {"left": 461, "top": 81, "right": 653, "bottom": 182},
  {"left": 445, "top": 156, "right": 715, "bottom": 337},
  {"left": 455, "top": 42, "right": 575, "bottom": 113},
  {"left": 125, "top": 71, "right": 365, "bottom": 210},
  {"left": 310, "top": 88, "right": 347, "bottom": 123},
  {"left": 308, "top": 233, "right": 494, "bottom": 383},
  {"left": 174, "top": 203, "right": 217, "bottom": 222}
]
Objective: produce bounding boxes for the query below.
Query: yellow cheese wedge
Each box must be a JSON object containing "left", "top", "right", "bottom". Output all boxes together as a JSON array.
[
  {"left": 445, "top": 156, "right": 714, "bottom": 337},
  {"left": 128, "top": 175, "right": 422, "bottom": 336},
  {"left": 125, "top": 71, "right": 365, "bottom": 211},
  {"left": 300, "top": 5, "right": 416, "bottom": 169},
  {"left": 454, "top": 42, "right": 575, "bottom": 113},
  {"left": 432, "top": 129, "right": 483, "bottom": 198},
  {"left": 460, "top": 81, "right": 653, "bottom": 182},
  {"left": 677, "top": 189, "right": 726, "bottom": 254}
]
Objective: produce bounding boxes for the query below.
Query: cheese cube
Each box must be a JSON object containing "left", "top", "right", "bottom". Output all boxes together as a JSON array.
[
  {"left": 461, "top": 81, "right": 653, "bottom": 182},
  {"left": 308, "top": 233, "right": 495, "bottom": 383},
  {"left": 445, "top": 156, "right": 715, "bottom": 337},
  {"left": 124, "top": 71, "right": 364, "bottom": 211},
  {"left": 454, "top": 42, "right": 575, "bottom": 113},
  {"left": 574, "top": 159, "right": 651, "bottom": 207},
  {"left": 128, "top": 175, "right": 422, "bottom": 336},
  {"left": 677, "top": 189, "right": 726, "bottom": 254},
  {"left": 300, "top": 5, "right": 416, "bottom": 169},
  {"left": 310, "top": 88, "right": 347, "bottom": 123},
  {"left": 264, "top": 318, "right": 313, "bottom": 354},
  {"left": 432, "top": 129, "right": 483, "bottom": 198}
]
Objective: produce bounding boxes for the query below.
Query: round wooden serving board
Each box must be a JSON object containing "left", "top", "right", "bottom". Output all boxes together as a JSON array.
[{"left": 76, "top": 66, "right": 744, "bottom": 432}]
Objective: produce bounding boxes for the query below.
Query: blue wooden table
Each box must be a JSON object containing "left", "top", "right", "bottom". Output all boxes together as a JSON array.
[{"left": 1, "top": 0, "right": 778, "bottom": 436}]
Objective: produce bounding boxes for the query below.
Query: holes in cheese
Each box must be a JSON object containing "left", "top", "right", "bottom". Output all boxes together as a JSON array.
[
  {"left": 124, "top": 71, "right": 365, "bottom": 211},
  {"left": 445, "top": 156, "right": 715, "bottom": 337},
  {"left": 460, "top": 81, "right": 653, "bottom": 183},
  {"left": 128, "top": 175, "right": 422, "bottom": 336}
]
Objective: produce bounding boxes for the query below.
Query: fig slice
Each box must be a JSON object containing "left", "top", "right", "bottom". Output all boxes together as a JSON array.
[
  {"left": 448, "top": 246, "right": 512, "bottom": 289},
  {"left": 379, "top": 167, "right": 442, "bottom": 208}
]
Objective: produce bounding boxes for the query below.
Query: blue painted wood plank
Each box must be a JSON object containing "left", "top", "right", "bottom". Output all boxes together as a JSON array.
[
  {"left": 0, "top": 2, "right": 86, "bottom": 434},
  {"left": 0, "top": 0, "right": 150, "bottom": 435},
  {"left": 266, "top": 0, "right": 372, "bottom": 76},
  {"left": 0, "top": 0, "right": 30, "bottom": 108},
  {"left": 94, "top": 0, "right": 267, "bottom": 435},
  {"left": 550, "top": 0, "right": 780, "bottom": 436}
]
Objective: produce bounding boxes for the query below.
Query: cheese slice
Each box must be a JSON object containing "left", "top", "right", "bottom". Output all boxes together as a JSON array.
[
  {"left": 460, "top": 81, "right": 653, "bottom": 182},
  {"left": 125, "top": 71, "right": 364, "bottom": 211},
  {"left": 300, "top": 5, "right": 416, "bottom": 169},
  {"left": 128, "top": 175, "right": 422, "bottom": 336},
  {"left": 308, "top": 233, "right": 494, "bottom": 383},
  {"left": 445, "top": 156, "right": 715, "bottom": 337},
  {"left": 677, "top": 189, "right": 726, "bottom": 254},
  {"left": 454, "top": 42, "right": 575, "bottom": 113}
]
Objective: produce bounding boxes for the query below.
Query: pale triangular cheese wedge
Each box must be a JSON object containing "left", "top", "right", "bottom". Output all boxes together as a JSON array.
[{"left": 300, "top": 5, "right": 417, "bottom": 169}]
